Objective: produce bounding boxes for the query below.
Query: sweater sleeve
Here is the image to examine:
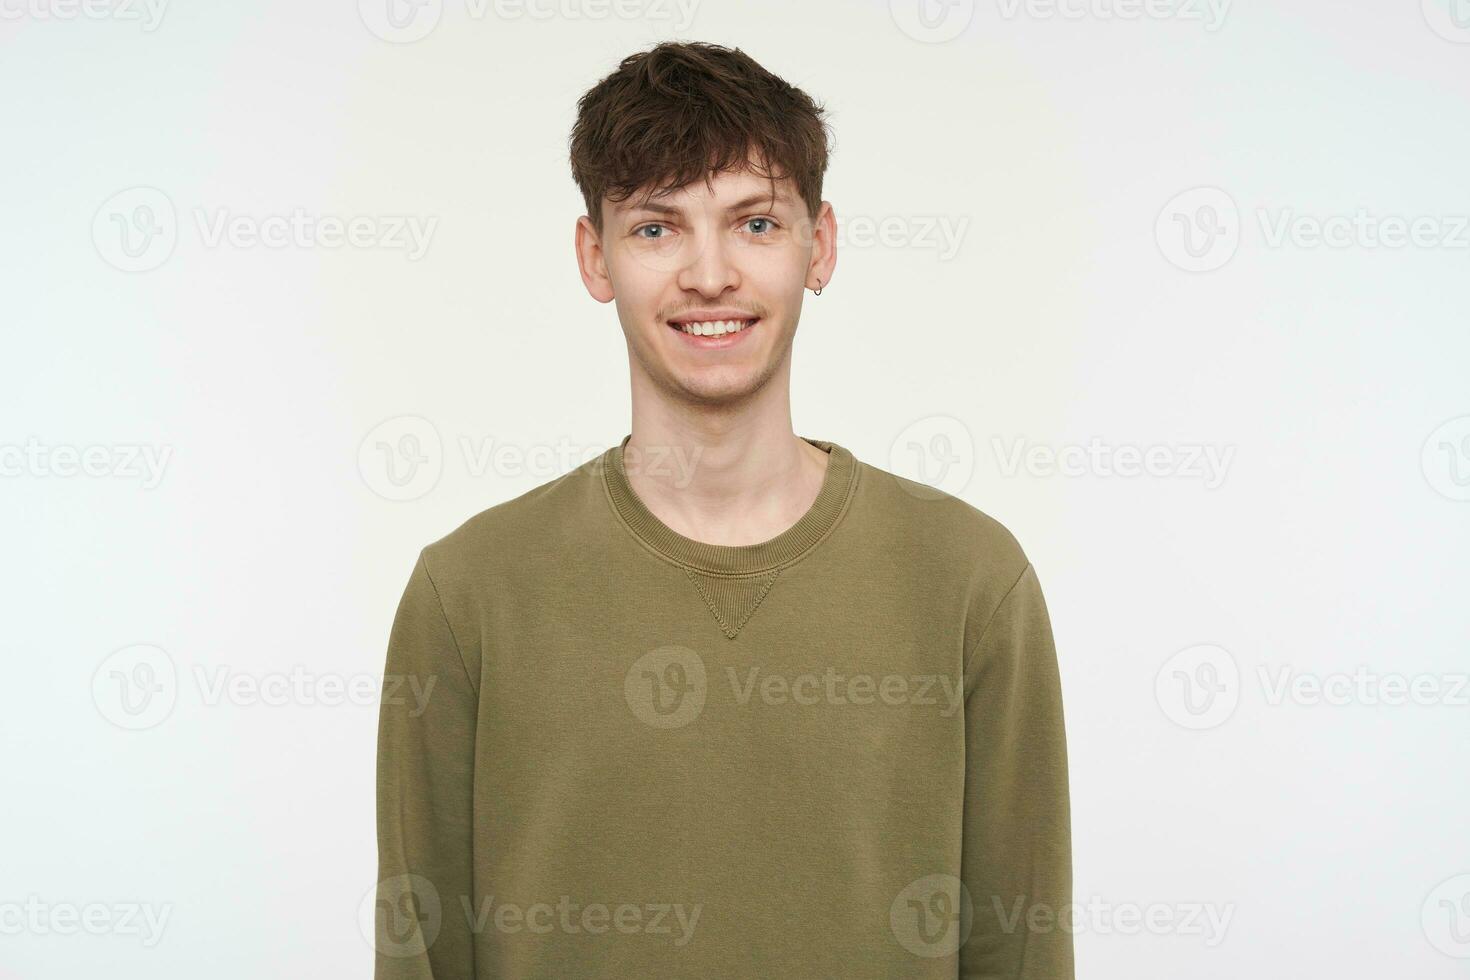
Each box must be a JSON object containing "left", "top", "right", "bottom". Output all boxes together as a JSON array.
[
  {"left": 959, "top": 562, "right": 1074, "bottom": 979},
  {"left": 374, "top": 548, "right": 479, "bottom": 979}
]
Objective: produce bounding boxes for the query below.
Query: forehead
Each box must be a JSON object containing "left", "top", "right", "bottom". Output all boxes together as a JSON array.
[{"left": 612, "top": 168, "right": 798, "bottom": 216}]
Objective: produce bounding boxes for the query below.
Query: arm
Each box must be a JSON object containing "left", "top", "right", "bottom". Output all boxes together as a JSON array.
[
  {"left": 959, "top": 562, "right": 1074, "bottom": 979},
  {"left": 374, "top": 548, "right": 479, "bottom": 979}
]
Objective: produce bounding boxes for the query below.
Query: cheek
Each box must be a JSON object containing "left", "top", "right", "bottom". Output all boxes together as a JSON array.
[
  {"left": 605, "top": 254, "right": 666, "bottom": 310},
  {"left": 606, "top": 238, "right": 807, "bottom": 312},
  {"left": 743, "top": 241, "right": 808, "bottom": 290}
]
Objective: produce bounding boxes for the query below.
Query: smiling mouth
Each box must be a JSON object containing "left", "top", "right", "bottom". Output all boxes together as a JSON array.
[{"left": 667, "top": 317, "right": 760, "bottom": 337}]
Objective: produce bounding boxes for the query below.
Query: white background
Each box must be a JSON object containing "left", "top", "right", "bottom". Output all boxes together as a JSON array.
[{"left": 3, "top": 0, "right": 1469, "bottom": 976}]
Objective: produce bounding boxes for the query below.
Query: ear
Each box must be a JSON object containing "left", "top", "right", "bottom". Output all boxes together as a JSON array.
[
  {"left": 806, "top": 200, "right": 837, "bottom": 292},
  {"left": 575, "top": 213, "right": 615, "bottom": 303}
]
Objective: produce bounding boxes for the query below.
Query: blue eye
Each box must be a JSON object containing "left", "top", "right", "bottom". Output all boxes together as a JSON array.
[
  {"left": 747, "top": 218, "right": 774, "bottom": 235},
  {"left": 636, "top": 224, "right": 668, "bottom": 239}
]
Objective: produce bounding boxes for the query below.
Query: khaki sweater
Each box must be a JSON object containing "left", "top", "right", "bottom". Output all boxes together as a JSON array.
[{"left": 374, "top": 434, "right": 1073, "bottom": 978}]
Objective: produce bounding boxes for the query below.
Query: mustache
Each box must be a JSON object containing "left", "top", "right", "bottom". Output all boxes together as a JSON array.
[{"left": 661, "top": 308, "right": 765, "bottom": 321}]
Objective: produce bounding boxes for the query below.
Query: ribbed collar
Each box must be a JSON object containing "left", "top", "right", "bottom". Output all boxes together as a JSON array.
[{"left": 602, "top": 433, "right": 858, "bottom": 576}]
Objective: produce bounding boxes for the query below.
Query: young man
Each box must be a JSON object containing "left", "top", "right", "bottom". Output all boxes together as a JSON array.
[{"left": 374, "top": 41, "right": 1073, "bottom": 979}]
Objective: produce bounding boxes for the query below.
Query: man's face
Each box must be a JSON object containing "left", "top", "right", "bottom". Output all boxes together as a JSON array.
[{"left": 576, "top": 164, "right": 834, "bottom": 406}]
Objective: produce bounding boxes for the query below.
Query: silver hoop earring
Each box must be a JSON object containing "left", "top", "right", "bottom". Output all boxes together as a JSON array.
[{"left": 813, "top": 279, "right": 823, "bottom": 296}]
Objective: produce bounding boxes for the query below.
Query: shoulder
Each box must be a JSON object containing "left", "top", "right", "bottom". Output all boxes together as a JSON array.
[
  {"left": 852, "top": 454, "right": 1031, "bottom": 583},
  {"left": 849, "top": 453, "right": 1038, "bottom": 657},
  {"left": 853, "top": 454, "right": 1047, "bottom": 675},
  {"left": 417, "top": 451, "right": 607, "bottom": 583}
]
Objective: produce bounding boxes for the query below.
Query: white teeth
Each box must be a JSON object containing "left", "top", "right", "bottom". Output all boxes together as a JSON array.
[{"left": 676, "top": 318, "right": 754, "bottom": 336}]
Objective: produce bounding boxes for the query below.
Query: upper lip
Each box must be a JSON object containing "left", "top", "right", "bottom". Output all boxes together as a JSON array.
[{"left": 667, "top": 309, "right": 759, "bottom": 325}]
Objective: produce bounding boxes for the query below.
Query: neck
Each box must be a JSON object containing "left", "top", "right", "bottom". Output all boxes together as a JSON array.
[{"left": 622, "top": 388, "right": 830, "bottom": 548}]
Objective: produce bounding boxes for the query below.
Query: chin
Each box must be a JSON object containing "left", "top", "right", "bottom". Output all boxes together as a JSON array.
[{"left": 666, "top": 367, "right": 768, "bottom": 404}]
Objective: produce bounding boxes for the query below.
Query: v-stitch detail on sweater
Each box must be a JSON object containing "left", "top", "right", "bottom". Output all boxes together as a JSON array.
[{"left": 682, "top": 567, "right": 781, "bottom": 639}]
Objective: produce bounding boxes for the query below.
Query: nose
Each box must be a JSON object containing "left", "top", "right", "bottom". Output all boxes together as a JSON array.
[{"left": 675, "top": 227, "right": 740, "bottom": 297}]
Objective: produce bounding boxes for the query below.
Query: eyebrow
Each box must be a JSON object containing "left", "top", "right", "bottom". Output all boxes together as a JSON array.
[{"left": 618, "top": 190, "right": 795, "bottom": 218}]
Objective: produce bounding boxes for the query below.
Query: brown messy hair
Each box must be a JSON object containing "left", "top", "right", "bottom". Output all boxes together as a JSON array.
[{"left": 569, "top": 41, "right": 832, "bottom": 238}]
